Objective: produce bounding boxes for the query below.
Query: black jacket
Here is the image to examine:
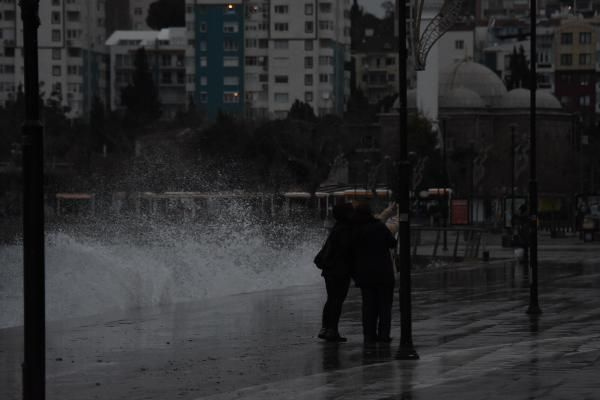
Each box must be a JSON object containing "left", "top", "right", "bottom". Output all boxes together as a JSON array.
[
  {"left": 351, "top": 216, "right": 397, "bottom": 287},
  {"left": 320, "top": 221, "right": 354, "bottom": 278}
]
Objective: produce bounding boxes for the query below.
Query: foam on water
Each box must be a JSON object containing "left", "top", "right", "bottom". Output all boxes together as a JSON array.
[{"left": 0, "top": 203, "right": 325, "bottom": 329}]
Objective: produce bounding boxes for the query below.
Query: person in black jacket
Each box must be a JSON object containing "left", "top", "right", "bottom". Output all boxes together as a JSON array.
[
  {"left": 352, "top": 203, "right": 397, "bottom": 344},
  {"left": 316, "top": 202, "right": 355, "bottom": 342}
]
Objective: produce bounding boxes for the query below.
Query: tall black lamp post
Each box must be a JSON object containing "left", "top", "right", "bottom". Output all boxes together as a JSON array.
[
  {"left": 528, "top": 0, "right": 541, "bottom": 315},
  {"left": 19, "top": 1, "right": 46, "bottom": 399},
  {"left": 397, "top": 0, "right": 418, "bottom": 359},
  {"left": 396, "top": 0, "right": 464, "bottom": 360},
  {"left": 510, "top": 124, "right": 517, "bottom": 237}
]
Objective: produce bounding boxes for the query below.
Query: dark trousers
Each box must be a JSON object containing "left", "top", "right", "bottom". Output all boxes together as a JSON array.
[
  {"left": 322, "top": 275, "right": 351, "bottom": 331},
  {"left": 360, "top": 285, "right": 394, "bottom": 340}
]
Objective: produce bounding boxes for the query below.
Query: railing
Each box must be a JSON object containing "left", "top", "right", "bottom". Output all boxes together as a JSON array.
[{"left": 409, "top": 226, "right": 486, "bottom": 262}]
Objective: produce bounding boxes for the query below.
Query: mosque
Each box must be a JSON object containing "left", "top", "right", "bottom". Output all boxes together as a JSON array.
[{"left": 375, "top": 60, "right": 579, "bottom": 223}]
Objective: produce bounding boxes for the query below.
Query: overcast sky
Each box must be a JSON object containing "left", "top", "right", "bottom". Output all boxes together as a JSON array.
[{"left": 360, "top": 0, "right": 386, "bottom": 17}]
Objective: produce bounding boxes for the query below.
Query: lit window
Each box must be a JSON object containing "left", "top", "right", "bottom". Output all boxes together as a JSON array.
[{"left": 223, "top": 91, "right": 240, "bottom": 103}]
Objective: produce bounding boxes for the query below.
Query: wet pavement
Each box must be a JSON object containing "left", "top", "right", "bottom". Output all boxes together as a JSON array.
[{"left": 2, "top": 256, "right": 600, "bottom": 399}]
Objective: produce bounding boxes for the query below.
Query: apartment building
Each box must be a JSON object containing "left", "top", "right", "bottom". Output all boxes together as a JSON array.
[
  {"left": 554, "top": 18, "right": 596, "bottom": 126},
  {"left": 0, "top": 0, "right": 108, "bottom": 118},
  {"left": 0, "top": 0, "right": 17, "bottom": 106},
  {"left": 185, "top": 0, "right": 351, "bottom": 120},
  {"left": 130, "top": 0, "right": 155, "bottom": 30},
  {"left": 106, "top": 28, "right": 188, "bottom": 119}
]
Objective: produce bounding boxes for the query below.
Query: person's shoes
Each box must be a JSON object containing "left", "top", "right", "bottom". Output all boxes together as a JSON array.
[
  {"left": 363, "top": 335, "right": 377, "bottom": 346},
  {"left": 318, "top": 328, "right": 328, "bottom": 340},
  {"left": 323, "top": 329, "right": 347, "bottom": 342}
]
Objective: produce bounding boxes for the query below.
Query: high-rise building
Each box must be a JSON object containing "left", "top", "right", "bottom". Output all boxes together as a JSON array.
[
  {"left": 185, "top": 0, "right": 351, "bottom": 120},
  {"left": 0, "top": 0, "right": 108, "bottom": 118},
  {"left": 130, "top": 0, "right": 155, "bottom": 30}
]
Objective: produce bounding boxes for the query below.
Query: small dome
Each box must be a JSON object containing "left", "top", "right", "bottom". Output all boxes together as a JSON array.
[
  {"left": 392, "top": 89, "right": 417, "bottom": 110},
  {"left": 440, "top": 87, "right": 485, "bottom": 109},
  {"left": 497, "top": 88, "right": 562, "bottom": 109},
  {"left": 440, "top": 61, "right": 507, "bottom": 106}
]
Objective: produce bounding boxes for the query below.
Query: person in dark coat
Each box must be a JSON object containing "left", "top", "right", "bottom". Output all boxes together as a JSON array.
[
  {"left": 352, "top": 203, "right": 397, "bottom": 344},
  {"left": 316, "top": 202, "right": 355, "bottom": 342}
]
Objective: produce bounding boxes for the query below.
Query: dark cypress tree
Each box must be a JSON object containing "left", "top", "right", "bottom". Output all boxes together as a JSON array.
[
  {"left": 146, "top": 0, "right": 185, "bottom": 30},
  {"left": 121, "top": 47, "right": 161, "bottom": 123}
]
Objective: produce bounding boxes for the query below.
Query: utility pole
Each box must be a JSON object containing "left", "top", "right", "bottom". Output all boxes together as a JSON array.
[{"left": 19, "top": 1, "right": 46, "bottom": 399}]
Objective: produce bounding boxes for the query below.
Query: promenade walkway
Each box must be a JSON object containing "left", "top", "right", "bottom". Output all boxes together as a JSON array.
[{"left": 2, "top": 249, "right": 600, "bottom": 399}]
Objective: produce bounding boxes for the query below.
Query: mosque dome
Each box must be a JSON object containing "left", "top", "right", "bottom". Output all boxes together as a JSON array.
[
  {"left": 439, "top": 87, "right": 485, "bottom": 109},
  {"left": 496, "top": 88, "right": 562, "bottom": 109},
  {"left": 439, "top": 61, "right": 507, "bottom": 107}
]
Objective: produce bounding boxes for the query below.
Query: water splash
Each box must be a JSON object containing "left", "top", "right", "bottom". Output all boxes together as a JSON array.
[{"left": 0, "top": 202, "right": 325, "bottom": 329}]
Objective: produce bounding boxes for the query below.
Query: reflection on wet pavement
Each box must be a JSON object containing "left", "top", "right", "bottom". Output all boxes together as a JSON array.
[{"left": 1, "top": 261, "right": 600, "bottom": 399}]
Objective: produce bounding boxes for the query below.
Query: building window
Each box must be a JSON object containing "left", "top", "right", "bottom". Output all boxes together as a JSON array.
[
  {"left": 579, "top": 53, "right": 592, "bottom": 65},
  {"left": 305, "top": 74, "right": 313, "bottom": 86},
  {"left": 200, "top": 76, "right": 207, "bottom": 85},
  {"left": 274, "top": 75, "right": 288, "bottom": 83},
  {"left": 199, "top": 41, "right": 207, "bottom": 51},
  {"left": 388, "top": 73, "right": 395, "bottom": 82},
  {"left": 305, "top": 40, "right": 313, "bottom": 51},
  {"left": 274, "top": 5, "right": 288, "bottom": 13},
  {"left": 51, "top": 11, "right": 61, "bottom": 24},
  {"left": 134, "top": 7, "right": 142, "bottom": 15},
  {"left": 52, "top": 29, "right": 61, "bottom": 42},
  {"left": 258, "top": 39, "right": 268, "bottom": 48},
  {"left": 52, "top": 48, "right": 61, "bottom": 60},
  {"left": 455, "top": 40, "right": 464, "bottom": 49},
  {"left": 52, "top": 65, "right": 61, "bottom": 76},
  {"left": 579, "top": 95, "right": 590, "bottom": 106},
  {"left": 580, "top": 32, "right": 592, "bottom": 44},
  {"left": 304, "top": 56, "right": 313, "bottom": 68},
  {"left": 223, "top": 22, "right": 239, "bottom": 33},
  {"left": 319, "top": 2, "right": 332, "bottom": 13},
  {"left": 305, "top": 91, "right": 313, "bottom": 102},
  {"left": 52, "top": 0, "right": 60, "bottom": 5},
  {"left": 161, "top": 54, "right": 172, "bottom": 66},
  {"left": 305, "top": 3, "right": 313, "bottom": 15},
  {"left": 224, "top": 56, "right": 239, "bottom": 67},
  {"left": 274, "top": 92, "right": 288, "bottom": 103},
  {"left": 305, "top": 21, "right": 314, "bottom": 33},
  {"left": 560, "top": 32, "right": 573, "bottom": 45},
  {"left": 274, "top": 40, "right": 288, "bottom": 49},
  {"left": 200, "top": 56, "right": 207, "bottom": 67},
  {"left": 560, "top": 53, "right": 572, "bottom": 66},
  {"left": 319, "top": 56, "right": 333, "bottom": 66},
  {"left": 224, "top": 39, "right": 239, "bottom": 51},
  {"left": 161, "top": 71, "right": 172, "bottom": 84},
  {"left": 199, "top": 91, "right": 208, "bottom": 103},
  {"left": 199, "top": 22, "right": 207, "bottom": 32},
  {"left": 319, "top": 73, "right": 329, "bottom": 83},
  {"left": 224, "top": 76, "right": 240, "bottom": 85},
  {"left": 319, "top": 20, "right": 333, "bottom": 30},
  {"left": 274, "top": 23, "right": 288, "bottom": 31},
  {"left": 246, "top": 39, "right": 257, "bottom": 48},
  {"left": 223, "top": 92, "right": 240, "bottom": 103}
]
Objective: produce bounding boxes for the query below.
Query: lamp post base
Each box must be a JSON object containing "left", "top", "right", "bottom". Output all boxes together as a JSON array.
[
  {"left": 526, "top": 304, "right": 542, "bottom": 315},
  {"left": 396, "top": 345, "right": 420, "bottom": 360}
]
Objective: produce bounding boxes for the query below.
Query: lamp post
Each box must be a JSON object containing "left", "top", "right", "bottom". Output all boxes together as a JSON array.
[
  {"left": 442, "top": 118, "right": 448, "bottom": 250},
  {"left": 510, "top": 124, "right": 517, "bottom": 239},
  {"left": 396, "top": 0, "right": 463, "bottom": 360},
  {"left": 19, "top": 1, "right": 46, "bottom": 399},
  {"left": 527, "top": 0, "right": 541, "bottom": 315}
]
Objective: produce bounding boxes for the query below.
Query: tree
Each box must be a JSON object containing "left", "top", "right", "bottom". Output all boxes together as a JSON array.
[
  {"left": 506, "top": 45, "right": 530, "bottom": 90},
  {"left": 121, "top": 47, "right": 161, "bottom": 125},
  {"left": 288, "top": 100, "right": 316, "bottom": 122},
  {"left": 146, "top": 0, "right": 185, "bottom": 30}
]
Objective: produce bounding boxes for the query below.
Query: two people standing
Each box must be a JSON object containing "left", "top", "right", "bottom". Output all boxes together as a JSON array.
[{"left": 315, "top": 202, "right": 398, "bottom": 344}]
